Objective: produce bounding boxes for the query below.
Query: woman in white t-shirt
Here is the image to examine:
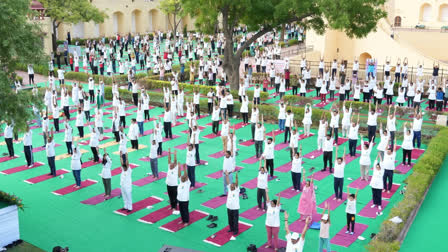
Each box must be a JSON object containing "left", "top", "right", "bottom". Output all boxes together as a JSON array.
[
  {"left": 291, "top": 147, "right": 303, "bottom": 191},
  {"left": 240, "top": 95, "right": 249, "bottom": 124},
  {"left": 359, "top": 135, "right": 374, "bottom": 181},
  {"left": 264, "top": 187, "right": 281, "bottom": 251},
  {"left": 101, "top": 148, "right": 112, "bottom": 199},
  {"left": 370, "top": 155, "right": 384, "bottom": 215},
  {"left": 71, "top": 142, "right": 82, "bottom": 188},
  {"left": 345, "top": 187, "right": 358, "bottom": 235},
  {"left": 302, "top": 104, "right": 312, "bottom": 136},
  {"left": 401, "top": 122, "right": 414, "bottom": 166}
]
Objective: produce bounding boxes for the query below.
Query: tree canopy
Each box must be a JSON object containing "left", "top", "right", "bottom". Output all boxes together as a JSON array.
[
  {"left": 0, "top": 0, "right": 45, "bottom": 130},
  {"left": 159, "top": 0, "right": 186, "bottom": 33}
]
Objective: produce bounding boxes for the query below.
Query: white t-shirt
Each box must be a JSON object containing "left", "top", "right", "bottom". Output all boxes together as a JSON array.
[
  {"left": 346, "top": 199, "right": 357, "bottom": 214},
  {"left": 265, "top": 205, "right": 280, "bottom": 227},
  {"left": 226, "top": 186, "right": 240, "bottom": 210},
  {"left": 166, "top": 165, "right": 179, "bottom": 186},
  {"left": 257, "top": 172, "right": 268, "bottom": 189},
  {"left": 177, "top": 180, "right": 191, "bottom": 201},
  {"left": 286, "top": 234, "right": 305, "bottom": 252},
  {"left": 333, "top": 162, "right": 345, "bottom": 178},
  {"left": 186, "top": 149, "right": 196, "bottom": 166}
]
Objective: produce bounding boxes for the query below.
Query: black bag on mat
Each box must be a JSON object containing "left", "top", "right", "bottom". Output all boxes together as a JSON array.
[{"left": 247, "top": 244, "right": 257, "bottom": 252}]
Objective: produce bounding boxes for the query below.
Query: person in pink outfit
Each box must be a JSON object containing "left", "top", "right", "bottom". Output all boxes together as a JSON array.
[
  {"left": 264, "top": 188, "right": 281, "bottom": 251},
  {"left": 297, "top": 170, "right": 317, "bottom": 220}
]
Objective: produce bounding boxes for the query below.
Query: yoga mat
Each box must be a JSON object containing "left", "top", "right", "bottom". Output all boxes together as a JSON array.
[
  {"left": 107, "top": 113, "right": 132, "bottom": 119},
  {"left": 52, "top": 179, "right": 98, "bottom": 196},
  {"left": 337, "top": 137, "right": 348, "bottom": 145},
  {"left": 289, "top": 213, "right": 323, "bottom": 233},
  {"left": 307, "top": 170, "right": 331, "bottom": 181},
  {"left": 208, "top": 151, "right": 225, "bottom": 158},
  {"left": 276, "top": 186, "right": 301, "bottom": 199},
  {"left": 202, "top": 195, "right": 228, "bottom": 209},
  {"left": 39, "top": 129, "right": 65, "bottom": 135},
  {"left": 240, "top": 206, "right": 266, "bottom": 220},
  {"left": 203, "top": 221, "right": 252, "bottom": 247},
  {"left": 358, "top": 200, "right": 390, "bottom": 218},
  {"left": 159, "top": 210, "right": 209, "bottom": 232},
  {"left": 138, "top": 205, "right": 172, "bottom": 224},
  {"left": 114, "top": 196, "right": 164, "bottom": 216},
  {"left": 172, "top": 121, "right": 185, "bottom": 127},
  {"left": 80, "top": 188, "right": 122, "bottom": 205},
  {"left": 395, "top": 163, "right": 414, "bottom": 174},
  {"left": 174, "top": 141, "right": 204, "bottom": 150},
  {"left": 330, "top": 223, "right": 368, "bottom": 247},
  {"left": 257, "top": 240, "right": 287, "bottom": 252},
  {"left": 206, "top": 166, "right": 243, "bottom": 179},
  {"left": 112, "top": 144, "right": 147, "bottom": 155},
  {"left": 81, "top": 159, "right": 102, "bottom": 169},
  {"left": 0, "top": 155, "right": 19, "bottom": 163},
  {"left": 382, "top": 183, "right": 400, "bottom": 199},
  {"left": 303, "top": 149, "right": 323, "bottom": 159},
  {"left": 55, "top": 149, "right": 88, "bottom": 160},
  {"left": 203, "top": 132, "right": 221, "bottom": 139},
  {"left": 163, "top": 135, "right": 181, "bottom": 142},
  {"left": 298, "top": 133, "right": 315, "bottom": 140},
  {"left": 241, "top": 155, "right": 259, "bottom": 164},
  {"left": 98, "top": 141, "right": 119, "bottom": 148},
  {"left": 318, "top": 193, "right": 348, "bottom": 211},
  {"left": 344, "top": 153, "right": 361, "bottom": 164},
  {"left": 411, "top": 149, "right": 425, "bottom": 159},
  {"left": 348, "top": 176, "right": 372, "bottom": 190},
  {"left": 274, "top": 142, "right": 289, "bottom": 151},
  {"left": 138, "top": 152, "right": 169, "bottom": 162},
  {"left": 110, "top": 163, "right": 139, "bottom": 176},
  {"left": 143, "top": 129, "right": 154, "bottom": 135},
  {"left": 163, "top": 182, "right": 206, "bottom": 195},
  {"left": 0, "top": 162, "right": 44, "bottom": 175},
  {"left": 180, "top": 126, "right": 206, "bottom": 134},
  {"left": 239, "top": 139, "right": 254, "bottom": 147},
  {"left": 266, "top": 130, "right": 284, "bottom": 137},
  {"left": 232, "top": 122, "right": 246, "bottom": 130},
  {"left": 24, "top": 169, "right": 70, "bottom": 184},
  {"left": 242, "top": 176, "right": 277, "bottom": 189},
  {"left": 125, "top": 105, "right": 137, "bottom": 110},
  {"left": 79, "top": 136, "right": 111, "bottom": 145},
  {"left": 132, "top": 172, "right": 167, "bottom": 186},
  {"left": 314, "top": 102, "right": 327, "bottom": 108}
]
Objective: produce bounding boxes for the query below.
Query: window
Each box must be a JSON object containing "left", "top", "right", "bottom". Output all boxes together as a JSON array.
[
  {"left": 394, "top": 16, "right": 402, "bottom": 27},
  {"left": 440, "top": 5, "right": 448, "bottom": 22},
  {"left": 420, "top": 4, "right": 432, "bottom": 22}
]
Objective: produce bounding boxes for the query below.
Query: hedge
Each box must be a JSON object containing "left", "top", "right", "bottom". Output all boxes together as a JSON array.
[{"left": 367, "top": 128, "right": 448, "bottom": 251}]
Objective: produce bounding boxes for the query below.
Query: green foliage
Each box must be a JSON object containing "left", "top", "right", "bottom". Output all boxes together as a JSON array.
[
  {"left": 287, "top": 39, "right": 299, "bottom": 46},
  {"left": 159, "top": 0, "right": 186, "bottom": 33},
  {"left": 279, "top": 41, "right": 286, "bottom": 48},
  {"left": 282, "top": 95, "right": 314, "bottom": 106},
  {"left": 0, "top": 191, "right": 25, "bottom": 211}
]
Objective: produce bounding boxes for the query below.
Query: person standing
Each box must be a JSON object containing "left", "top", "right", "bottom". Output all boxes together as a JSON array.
[
  {"left": 264, "top": 188, "right": 281, "bottom": 251},
  {"left": 4, "top": 122, "right": 15, "bottom": 157},
  {"left": 88, "top": 125, "right": 100, "bottom": 162},
  {"left": 402, "top": 122, "right": 414, "bottom": 166},
  {"left": 412, "top": 109, "right": 423, "bottom": 149},
  {"left": 64, "top": 120, "right": 73, "bottom": 155},
  {"left": 284, "top": 211, "right": 310, "bottom": 252},
  {"left": 254, "top": 116, "right": 265, "bottom": 158},
  {"left": 370, "top": 155, "right": 384, "bottom": 215},
  {"left": 23, "top": 126, "right": 34, "bottom": 167},
  {"left": 225, "top": 171, "right": 240, "bottom": 237},
  {"left": 120, "top": 152, "right": 133, "bottom": 213},
  {"left": 322, "top": 134, "right": 334, "bottom": 173},
  {"left": 367, "top": 101, "right": 378, "bottom": 142},
  {"left": 148, "top": 133, "right": 160, "bottom": 178},
  {"left": 345, "top": 187, "right": 359, "bottom": 235},
  {"left": 347, "top": 113, "right": 360, "bottom": 157},
  {"left": 382, "top": 142, "right": 397, "bottom": 193},
  {"left": 71, "top": 142, "right": 82, "bottom": 188},
  {"left": 101, "top": 148, "right": 112, "bottom": 199},
  {"left": 75, "top": 108, "right": 85, "bottom": 138},
  {"left": 297, "top": 172, "right": 317, "bottom": 220},
  {"left": 256, "top": 158, "right": 268, "bottom": 210},
  {"left": 185, "top": 134, "right": 197, "bottom": 188},
  {"left": 46, "top": 128, "right": 56, "bottom": 176},
  {"left": 177, "top": 164, "right": 191, "bottom": 226},
  {"left": 111, "top": 112, "right": 120, "bottom": 142},
  {"left": 128, "top": 119, "right": 139, "bottom": 150},
  {"left": 190, "top": 125, "right": 201, "bottom": 165},
  {"left": 166, "top": 149, "right": 180, "bottom": 211},
  {"left": 163, "top": 102, "right": 173, "bottom": 139},
  {"left": 359, "top": 135, "right": 374, "bottom": 181},
  {"left": 222, "top": 136, "right": 235, "bottom": 196},
  {"left": 302, "top": 104, "right": 312, "bottom": 137},
  {"left": 333, "top": 146, "right": 346, "bottom": 201},
  {"left": 329, "top": 107, "right": 340, "bottom": 144},
  {"left": 291, "top": 146, "right": 303, "bottom": 191},
  {"left": 387, "top": 105, "right": 397, "bottom": 149},
  {"left": 262, "top": 132, "right": 276, "bottom": 178},
  {"left": 284, "top": 108, "right": 294, "bottom": 143},
  {"left": 319, "top": 203, "right": 331, "bottom": 252},
  {"left": 136, "top": 103, "right": 144, "bottom": 136}
]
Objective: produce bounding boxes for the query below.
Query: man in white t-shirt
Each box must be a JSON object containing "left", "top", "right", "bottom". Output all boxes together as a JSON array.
[
  {"left": 177, "top": 164, "right": 191, "bottom": 226},
  {"left": 222, "top": 136, "right": 235, "bottom": 195},
  {"left": 382, "top": 142, "right": 397, "bottom": 193},
  {"left": 284, "top": 211, "right": 310, "bottom": 252},
  {"left": 225, "top": 172, "right": 240, "bottom": 237}
]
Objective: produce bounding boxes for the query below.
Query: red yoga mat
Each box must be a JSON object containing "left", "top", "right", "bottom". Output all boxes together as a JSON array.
[
  {"left": 203, "top": 132, "right": 221, "bottom": 139},
  {"left": 318, "top": 193, "right": 348, "bottom": 211},
  {"left": 202, "top": 195, "right": 228, "bottom": 209},
  {"left": 242, "top": 176, "right": 277, "bottom": 189},
  {"left": 303, "top": 149, "right": 323, "bottom": 159},
  {"left": 0, "top": 162, "right": 44, "bottom": 175},
  {"left": 298, "top": 133, "right": 315, "bottom": 140},
  {"left": 411, "top": 148, "right": 425, "bottom": 159},
  {"left": 174, "top": 141, "right": 204, "bottom": 150},
  {"left": 337, "top": 137, "right": 348, "bottom": 145},
  {"left": 275, "top": 161, "right": 292, "bottom": 173},
  {"left": 163, "top": 135, "right": 181, "bottom": 142},
  {"left": 289, "top": 213, "right": 323, "bottom": 233},
  {"left": 52, "top": 179, "right": 98, "bottom": 196},
  {"left": 257, "top": 240, "right": 287, "bottom": 252},
  {"left": 274, "top": 142, "right": 289, "bottom": 151},
  {"left": 348, "top": 176, "right": 372, "bottom": 190},
  {"left": 330, "top": 223, "right": 368, "bottom": 247},
  {"left": 307, "top": 170, "right": 331, "bottom": 181},
  {"left": 132, "top": 172, "right": 167, "bottom": 186},
  {"left": 80, "top": 188, "right": 122, "bottom": 205},
  {"left": 241, "top": 155, "right": 259, "bottom": 164},
  {"left": 114, "top": 196, "right": 164, "bottom": 216},
  {"left": 79, "top": 136, "right": 111, "bottom": 145},
  {"left": 159, "top": 210, "right": 209, "bottom": 232},
  {"left": 209, "top": 150, "right": 226, "bottom": 158},
  {"left": 206, "top": 166, "right": 243, "bottom": 179},
  {"left": 240, "top": 139, "right": 254, "bottom": 147},
  {"left": 240, "top": 206, "right": 266, "bottom": 220},
  {"left": 344, "top": 153, "right": 361, "bottom": 164},
  {"left": 163, "top": 182, "right": 207, "bottom": 195},
  {"left": 395, "top": 163, "right": 414, "bottom": 174},
  {"left": 266, "top": 130, "right": 284, "bottom": 137},
  {"left": 382, "top": 183, "right": 400, "bottom": 199},
  {"left": 314, "top": 102, "right": 327, "bottom": 108},
  {"left": 143, "top": 129, "right": 154, "bottom": 135},
  {"left": 0, "top": 155, "right": 19, "bottom": 163},
  {"left": 232, "top": 122, "right": 246, "bottom": 130},
  {"left": 276, "top": 186, "right": 301, "bottom": 199},
  {"left": 172, "top": 122, "right": 185, "bottom": 127},
  {"left": 24, "top": 169, "right": 70, "bottom": 184},
  {"left": 138, "top": 152, "right": 169, "bottom": 162},
  {"left": 358, "top": 200, "right": 390, "bottom": 218},
  {"left": 110, "top": 163, "right": 139, "bottom": 176},
  {"left": 138, "top": 205, "right": 172, "bottom": 224},
  {"left": 82, "top": 159, "right": 102, "bottom": 169},
  {"left": 203, "top": 221, "right": 252, "bottom": 247}
]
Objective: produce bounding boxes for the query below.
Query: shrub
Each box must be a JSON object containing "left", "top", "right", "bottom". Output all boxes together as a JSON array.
[
  {"left": 279, "top": 41, "right": 286, "bottom": 48},
  {"left": 287, "top": 39, "right": 299, "bottom": 46}
]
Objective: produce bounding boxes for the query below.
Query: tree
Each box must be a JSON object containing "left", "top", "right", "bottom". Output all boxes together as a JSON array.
[
  {"left": 159, "top": 0, "right": 186, "bottom": 34},
  {"left": 0, "top": 0, "right": 45, "bottom": 131},
  {"left": 182, "top": 0, "right": 386, "bottom": 89},
  {"left": 40, "top": 0, "right": 107, "bottom": 52}
]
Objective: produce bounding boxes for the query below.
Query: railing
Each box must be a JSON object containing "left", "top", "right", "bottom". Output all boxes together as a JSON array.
[
  {"left": 280, "top": 44, "right": 313, "bottom": 58},
  {"left": 392, "top": 25, "right": 448, "bottom": 33}
]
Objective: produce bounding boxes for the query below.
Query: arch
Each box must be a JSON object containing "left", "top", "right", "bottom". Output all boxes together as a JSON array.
[
  {"left": 131, "top": 9, "right": 144, "bottom": 34},
  {"left": 72, "top": 22, "right": 85, "bottom": 39},
  {"left": 439, "top": 4, "right": 448, "bottom": 22},
  {"left": 394, "top": 16, "right": 402, "bottom": 27},
  {"left": 359, "top": 52, "right": 372, "bottom": 65},
  {"left": 149, "top": 9, "right": 160, "bottom": 32},
  {"left": 112, "top": 11, "right": 125, "bottom": 35},
  {"left": 420, "top": 3, "right": 432, "bottom": 22}
]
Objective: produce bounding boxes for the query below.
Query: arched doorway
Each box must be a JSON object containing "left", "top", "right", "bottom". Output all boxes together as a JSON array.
[
  {"left": 112, "top": 11, "right": 125, "bottom": 35},
  {"left": 420, "top": 3, "right": 433, "bottom": 22},
  {"left": 359, "top": 52, "right": 372, "bottom": 65},
  {"left": 394, "top": 16, "right": 402, "bottom": 27},
  {"left": 149, "top": 9, "right": 160, "bottom": 32},
  {"left": 439, "top": 4, "right": 448, "bottom": 22},
  {"left": 131, "top": 9, "right": 144, "bottom": 34}
]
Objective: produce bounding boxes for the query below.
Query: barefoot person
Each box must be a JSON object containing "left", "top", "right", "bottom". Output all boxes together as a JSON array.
[
  {"left": 264, "top": 188, "right": 281, "bottom": 251},
  {"left": 284, "top": 211, "right": 310, "bottom": 252},
  {"left": 319, "top": 202, "right": 331, "bottom": 252},
  {"left": 370, "top": 154, "right": 384, "bottom": 216},
  {"left": 166, "top": 148, "right": 180, "bottom": 211},
  {"left": 333, "top": 146, "right": 346, "bottom": 201},
  {"left": 297, "top": 171, "right": 317, "bottom": 220},
  {"left": 257, "top": 158, "right": 268, "bottom": 210},
  {"left": 225, "top": 171, "right": 240, "bottom": 238},
  {"left": 71, "top": 142, "right": 82, "bottom": 188},
  {"left": 120, "top": 152, "right": 133, "bottom": 213},
  {"left": 177, "top": 164, "right": 191, "bottom": 226},
  {"left": 101, "top": 148, "right": 112, "bottom": 199}
]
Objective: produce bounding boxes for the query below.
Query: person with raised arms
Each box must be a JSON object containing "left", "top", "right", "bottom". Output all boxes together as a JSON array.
[{"left": 284, "top": 211, "right": 310, "bottom": 252}]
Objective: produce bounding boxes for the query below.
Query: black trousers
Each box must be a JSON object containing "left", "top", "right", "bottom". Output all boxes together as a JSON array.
[
  {"left": 66, "top": 141, "right": 73, "bottom": 155},
  {"left": 195, "top": 104, "right": 200, "bottom": 117},
  {"left": 368, "top": 125, "right": 376, "bottom": 142},
  {"left": 208, "top": 102, "right": 213, "bottom": 114},
  {"left": 24, "top": 145, "right": 33, "bottom": 166},
  {"left": 77, "top": 126, "right": 84, "bottom": 138},
  {"left": 334, "top": 177, "right": 344, "bottom": 199},
  {"left": 292, "top": 86, "right": 298, "bottom": 95},
  {"left": 383, "top": 170, "right": 394, "bottom": 191},
  {"left": 284, "top": 126, "right": 291, "bottom": 143},
  {"left": 157, "top": 142, "right": 163, "bottom": 155},
  {"left": 54, "top": 118, "right": 60, "bottom": 132},
  {"left": 402, "top": 149, "right": 412, "bottom": 165},
  {"left": 187, "top": 165, "right": 196, "bottom": 187},
  {"left": 144, "top": 109, "right": 150, "bottom": 120},
  {"left": 91, "top": 146, "right": 99, "bottom": 162},
  {"left": 120, "top": 116, "right": 126, "bottom": 127},
  {"left": 164, "top": 122, "right": 172, "bottom": 138},
  {"left": 291, "top": 172, "right": 301, "bottom": 191},
  {"left": 227, "top": 209, "right": 239, "bottom": 233},
  {"left": 251, "top": 123, "right": 256, "bottom": 140},
  {"left": 428, "top": 99, "right": 435, "bottom": 109},
  {"left": 346, "top": 213, "right": 355, "bottom": 232},
  {"left": 5, "top": 138, "right": 14, "bottom": 157},
  {"left": 255, "top": 141, "right": 263, "bottom": 158},
  {"left": 348, "top": 139, "right": 357, "bottom": 156},
  {"left": 179, "top": 201, "right": 189, "bottom": 223},
  {"left": 436, "top": 100, "right": 443, "bottom": 111},
  {"left": 227, "top": 104, "right": 234, "bottom": 117},
  {"left": 167, "top": 185, "right": 178, "bottom": 209},
  {"left": 113, "top": 131, "right": 120, "bottom": 142},
  {"left": 212, "top": 120, "right": 219, "bottom": 134},
  {"left": 89, "top": 90, "right": 95, "bottom": 103},
  {"left": 131, "top": 139, "right": 139, "bottom": 149},
  {"left": 257, "top": 188, "right": 267, "bottom": 209},
  {"left": 372, "top": 188, "right": 382, "bottom": 206},
  {"left": 133, "top": 93, "right": 138, "bottom": 106},
  {"left": 63, "top": 106, "right": 70, "bottom": 120},
  {"left": 266, "top": 159, "right": 274, "bottom": 177},
  {"left": 331, "top": 127, "right": 339, "bottom": 145},
  {"left": 242, "top": 113, "right": 248, "bottom": 123},
  {"left": 48, "top": 156, "right": 56, "bottom": 176},
  {"left": 84, "top": 111, "right": 90, "bottom": 122},
  {"left": 323, "top": 151, "right": 333, "bottom": 170}
]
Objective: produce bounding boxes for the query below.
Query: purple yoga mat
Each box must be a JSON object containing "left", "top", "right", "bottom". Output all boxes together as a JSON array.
[
  {"left": 411, "top": 149, "right": 425, "bottom": 159},
  {"left": 303, "top": 149, "right": 323, "bottom": 159},
  {"left": 242, "top": 176, "right": 277, "bottom": 189},
  {"left": 348, "top": 176, "right": 372, "bottom": 190},
  {"left": 132, "top": 172, "right": 167, "bottom": 186},
  {"left": 395, "top": 163, "right": 414, "bottom": 174},
  {"left": 276, "top": 187, "right": 301, "bottom": 199},
  {"left": 275, "top": 162, "right": 291, "bottom": 172},
  {"left": 298, "top": 133, "right": 315, "bottom": 140},
  {"left": 206, "top": 166, "right": 243, "bottom": 179},
  {"left": 382, "top": 183, "right": 400, "bottom": 199},
  {"left": 202, "top": 195, "right": 229, "bottom": 209},
  {"left": 138, "top": 205, "right": 172, "bottom": 224},
  {"left": 139, "top": 152, "right": 169, "bottom": 161},
  {"left": 240, "top": 139, "right": 254, "bottom": 146},
  {"left": 331, "top": 223, "right": 368, "bottom": 247},
  {"left": 344, "top": 153, "right": 361, "bottom": 164},
  {"left": 241, "top": 155, "right": 259, "bottom": 164},
  {"left": 274, "top": 142, "right": 289, "bottom": 151},
  {"left": 307, "top": 170, "right": 331, "bottom": 181},
  {"left": 337, "top": 137, "right": 348, "bottom": 145},
  {"left": 209, "top": 151, "right": 225, "bottom": 159},
  {"left": 358, "top": 200, "right": 390, "bottom": 218},
  {"left": 289, "top": 213, "right": 322, "bottom": 233},
  {"left": 257, "top": 240, "right": 287, "bottom": 252},
  {"left": 81, "top": 159, "right": 102, "bottom": 169},
  {"left": 203, "top": 132, "right": 221, "bottom": 139},
  {"left": 81, "top": 188, "right": 122, "bottom": 205},
  {"left": 318, "top": 193, "right": 348, "bottom": 211},
  {"left": 163, "top": 135, "right": 181, "bottom": 142},
  {"left": 240, "top": 206, "right": 266, "bottom": 220}
]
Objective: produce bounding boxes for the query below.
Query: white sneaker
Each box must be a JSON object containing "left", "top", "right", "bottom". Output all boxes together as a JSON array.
[
  {"left": 230, "top": 236, "right": 236, "bottom": 241},
  {"left": 371, "top": 204, "right": 376, "bottom": 208},
  {"left": 291, "top": 188, "right": 295, "bottom": 191},
  {"left": 172, "top": 210, "right": 180, "bottom": 215},
  {"left": 345, "top": 231, "right": 350, "bottom": 234},
  {"left": 378, "top": 206, "right": 382, "bottom": 211}
]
